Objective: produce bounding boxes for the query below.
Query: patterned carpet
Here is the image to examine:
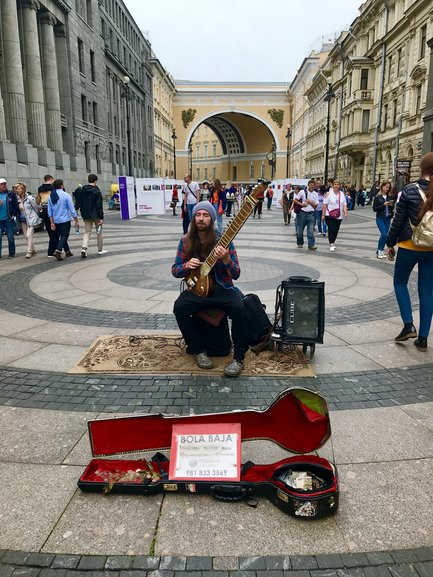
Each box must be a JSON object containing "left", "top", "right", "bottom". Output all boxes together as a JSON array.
[{"left": 71, "top": 334, "right": 315, "bottom": 377}]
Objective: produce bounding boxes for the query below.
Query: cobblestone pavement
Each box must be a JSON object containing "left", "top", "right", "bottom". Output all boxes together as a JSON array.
[{"left": 0, "top": 205, "right": 432, "bottom": 572}]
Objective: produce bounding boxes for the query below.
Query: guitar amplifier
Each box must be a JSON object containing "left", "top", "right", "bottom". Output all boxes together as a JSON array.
[{"left": 277, "top": 276, "right": 325, "bottom": 344}]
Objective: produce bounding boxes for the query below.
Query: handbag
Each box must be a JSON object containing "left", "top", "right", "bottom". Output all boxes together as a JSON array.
[{"left": 328, "top": 192, "right": 340, "bottom": 219}]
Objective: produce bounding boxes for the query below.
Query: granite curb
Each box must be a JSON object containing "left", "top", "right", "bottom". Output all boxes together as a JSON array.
[{"left": 1, "top": 548, "right": 433, "bottom": 576}]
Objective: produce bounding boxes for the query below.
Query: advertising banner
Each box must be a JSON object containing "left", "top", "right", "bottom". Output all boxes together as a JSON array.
[{"left": 118, "top": 176, "right": 136, "bottom": 220}]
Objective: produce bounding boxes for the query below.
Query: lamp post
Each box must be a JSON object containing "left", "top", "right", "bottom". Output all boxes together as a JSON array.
[
  {"left": 188, "top": 142, "right": 193, "bottom": 176},
  {"left": 323, "top": 83, "right": 335, "bottom": 186},
  {"left": 120, "top": 75, "right": 133, "bottom": 177},
  {"left": 285, "top": 126, "right": 292, "bottom": 179},
  {"left": 171, "top": 128, "right": 177, "bottom": 178}
]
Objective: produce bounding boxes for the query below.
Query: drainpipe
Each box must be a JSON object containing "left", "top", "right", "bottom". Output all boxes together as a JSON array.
[{"left": 372, "top": 0, "right": 389, "bottom": 185}]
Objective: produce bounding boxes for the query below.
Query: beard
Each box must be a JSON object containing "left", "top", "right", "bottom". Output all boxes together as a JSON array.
[{"left": 187, "top": 218, "right": 216, "bottom": 260}]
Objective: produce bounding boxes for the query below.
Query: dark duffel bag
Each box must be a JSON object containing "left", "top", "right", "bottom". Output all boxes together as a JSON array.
[{"left": 242, "top": 293, "right": 273, "bottom": 351}]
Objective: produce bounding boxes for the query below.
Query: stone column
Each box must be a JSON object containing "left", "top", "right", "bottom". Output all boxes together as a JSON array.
[
  {"left": 21, "top": 0, "right": 47, "bottom": 149},
  {"left": 422, "top": 38, "right": 433, "bottom": 154},
  {"left": 0, "top": 82, "right": 7, "bottom": 142},
  {"left": 1, "top": 0, "right": 28, "bottom": 143},
  {"left": 39, "top": 12, "right": 63, "bottom": 152}
]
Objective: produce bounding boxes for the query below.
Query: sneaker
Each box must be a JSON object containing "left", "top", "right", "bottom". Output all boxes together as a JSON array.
[
  {"left": 8, "top": 254, "right": 15, "bottom": 258},
  {"left": 98, "top": 249, "right": 108, "bottom": 255},
  {"left": 297, "top": 244, "right": 303, "bottom": 248},
  {"left": 322, "top": 233, "right": 326, "bottom": 237},
  {"left": 31, "top": 249, "right": 37, "bottom": 255},
  {"left": 47, "top": 255, "right": 54, "bottom": 258},
  {"left": 414, "top": 338, "right": 428, "bottom": 352},
  {"left": 330, "top": 245, "right": 335, "bottom": 252},
  {"left": 308, "top": 246, "right": 317, "bottom": 251},
  {"left": 25, "top": 252, "right": 32, "bottom": 259},
  {"left": 81, "top": 248, "right": 87, "bottom": 259},
  {"left": 395, "top": 324, "right": 417, "bottom": 342},
  {"left": 376, "top": 251, "right": 386, "bottom": 259},
  {"left": 195, "top": 352, "right": 214, "bottom": 370},
  {"left": 223, "top": 359, "right": 244, "bottom": 377},
  {"left": 53, "top": 250, "right": 62, "bottom": 261},
  {"left": 65, "top": 251, "right": 73, "bottom": 258}
]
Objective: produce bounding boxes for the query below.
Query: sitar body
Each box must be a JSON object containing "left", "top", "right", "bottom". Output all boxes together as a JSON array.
[{"left": 185, "top": 179, "right": 270, "bottom": 296}]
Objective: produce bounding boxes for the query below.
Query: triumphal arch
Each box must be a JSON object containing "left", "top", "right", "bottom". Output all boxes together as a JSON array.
[{"left": 173, "top": 81, "right": 291, "bottom": 183}]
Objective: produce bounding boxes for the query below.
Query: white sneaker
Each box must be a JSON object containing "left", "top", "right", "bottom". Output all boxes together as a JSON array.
[
  {"left": 98, "top": 249, "right": 108, "bottom": 255},
  {"left": 330, "top": 245, "right": 335, "bottom": 252},
  {"left": 376, "top": 251, "right": 386, "bottom": 259}
]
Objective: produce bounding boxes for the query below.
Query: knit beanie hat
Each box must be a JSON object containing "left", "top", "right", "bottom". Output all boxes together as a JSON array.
[{"left": 192, "top": 201, "right": 216, "bottom": 222}]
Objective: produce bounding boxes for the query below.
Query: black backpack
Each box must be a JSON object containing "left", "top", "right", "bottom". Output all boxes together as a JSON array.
[{"left": 242, "top": 293, "right": 273, "bottom": 352}]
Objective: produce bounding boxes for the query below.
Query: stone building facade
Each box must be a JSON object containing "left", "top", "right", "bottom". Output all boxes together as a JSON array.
[
  {"left": 304, "top": 0, "right": 432, "bottom": 188},
  {"left": 0, "top": 0, "right": 154, "bottom": 193}
]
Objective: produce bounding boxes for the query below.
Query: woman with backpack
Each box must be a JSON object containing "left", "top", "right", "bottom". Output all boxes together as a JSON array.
[{"left": 385, "top": 152, "right": 433, "bottom": 352}]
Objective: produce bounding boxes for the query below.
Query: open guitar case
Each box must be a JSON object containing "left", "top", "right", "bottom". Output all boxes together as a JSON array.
[{"left": 78, "top": 387, "right": 339, "bottom": 519}]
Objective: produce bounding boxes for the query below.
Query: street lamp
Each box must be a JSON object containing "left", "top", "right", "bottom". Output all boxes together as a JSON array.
[
  {"left": 171, "top": 128, "right": 177, "bottom": 178},
  {"left": 323, "top": 83, "right": 335, "bottom": 186},
  {"left": 285, "top": 126, "right": 292, "bottom": 179},
  {"left": 120, "top": 75, "right": 133, "bottom": 177},
  {"left": 188, "top": 141, "right": 193, "bottom": 175}
]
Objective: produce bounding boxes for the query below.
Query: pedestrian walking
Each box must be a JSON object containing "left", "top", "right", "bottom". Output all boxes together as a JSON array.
[
  {"left": 280, "top": 184, "right": 294, "bottom": 225},
  {"left": 74, "top": 174, "right": 107, "bottom": 258},
  {"left": 373, "top": 181, "right": 395, "bottom": 259},
  {"left": 36, "top": 174, "right": 57, "bottom": 257},
  {"left": 322, "top": 180, "right": 347, "bottom": 252},
  {"left": 0, "top": 177, "right": 19, "bottom": 258},
  {"left": 15, "top": 182, "right": 42, "bottom": 258},
  {"left": 295, "top": 180, "right": 318, "bottom": 250},
  {"left": 48, "top": 179, "right": 79, "bottom": 261},
  {"left": 386, "top": 152, "right": 433, "bottom": 352}
]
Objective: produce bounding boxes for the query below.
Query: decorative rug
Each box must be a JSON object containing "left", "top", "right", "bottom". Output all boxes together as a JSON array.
[{"left": 70, "top": 335, "right": 315, "bottom": 377}]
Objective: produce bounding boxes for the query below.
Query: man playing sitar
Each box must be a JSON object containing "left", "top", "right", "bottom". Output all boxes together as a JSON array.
[{"left": 172, "top": 201, "right": 248, "bottom": 377}]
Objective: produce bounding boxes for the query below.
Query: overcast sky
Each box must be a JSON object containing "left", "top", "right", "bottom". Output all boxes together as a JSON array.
[{"left": 123, "top": 0, "right": 363, "bottom": 83}]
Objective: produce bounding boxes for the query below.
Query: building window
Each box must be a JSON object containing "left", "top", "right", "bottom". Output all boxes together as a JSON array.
[
  {"left": 81, "top": 95, "right": 87, "bottom": 124},
  {"left": 360, "top": 69, "right": 368, "bottom": 90},
  {"left": 415, "top": 85, "right": 422, "bottom": 114},
  {"left": 382, "top": 103, "right": 388, "bottom": 130},
  {"left": 212, "top": 143, "right": 217, "bottom": 157},
  {"left": 249, "top": 162, "right": 254, "bottom": 179},
  {"left": 78, "top": 38, "right": 85, "bottom": 74},
  {"left": 420, "top": 24, "right": 427, "bottom": 59},
  {"left": 232, "top": 166, "right": 237, "bottom": 181},
  {"left": 204, "top": 143, "right": 208, "bottom": 158},
  {"left": 212, "top": 167, "right": 216, "bottom": 179},
  {"left": 387, "top": 56, "right": 392, "bottom": 82},
  {"left": 361, "top": 110, "right": 370, "bottom": 133},
  {"left": 260, "top": 161, "right": 264, "bottom": 178},
  {"left": 196, "top": 168, "right": 200, "bottom": 181},
  {"left": 396, "top": 48, "right": 402, "bottom": 76},
  {"left": 86, "top": 0, "right": 93, "bottom": 26},
  {"left": 392, "top": 99, "right": 398, "bottom": 127},
  {"left": 84, "top": 141, "right": 91, "bottom": 172},
  {"left": 204, "top": 168, "right": 208, "bottom": 180},
  {"left": 96, "top": 144, "right": 101, "bottom": 173},
  {"left": 93, "top": 102, "right": 98, "bottom": 128},
  {"left": 90, "top": 50, "right": 96, "bottom": 82},
  {"left": 195, "top": 144, "right": 200, "bottom": 159}
]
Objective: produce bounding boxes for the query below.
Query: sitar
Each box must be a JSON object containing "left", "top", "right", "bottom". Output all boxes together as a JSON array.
[{"left": 185, "top": 178, "right": 270, "bottom": 297}]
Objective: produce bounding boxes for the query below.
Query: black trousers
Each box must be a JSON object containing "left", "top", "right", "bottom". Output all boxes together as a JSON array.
[
  {"left": 325, "top": 216, "right": 342, "bottom": 244},
  {"left": 174, "top": 283, "right": 248, "bottom": 362},
  {"left": 40, "top": 207, "right": 58, "bottom": 256}
]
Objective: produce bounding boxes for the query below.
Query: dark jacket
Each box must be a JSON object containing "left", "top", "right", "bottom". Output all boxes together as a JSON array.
[
  {"left": 75, "top": 184, "right": 104, "bottom": 220},
  {"left": 386, "top": 179, "right": 429, "bottom": 247},
  {"left": 2, "top": 189, "right": 19, "bottom": 219},
  {"left": 372, "top": 193, "right": 395, "bottom": 219},
  {"left": 36, "top": 183, "right": 54, "bottom": 207}
]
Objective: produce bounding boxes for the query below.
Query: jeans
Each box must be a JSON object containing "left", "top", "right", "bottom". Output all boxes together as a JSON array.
[
  {"left": 376, "top": 216, "right": 391, "bottom": 252},
  {"left": 296, "top": 210, "right": 315, "bottom": 247},
  {"left": 315, "top": 210, "right": 327, "bottom": 234},
  {"left": 213, "top": 203, "right": 223, "bottom": 234},
  {"left": 0, "top": 218, "right": 16, "bottom": 257},
  {"left": 187, "top": 203, "right": 195, "bottom": 220},
  {"left": 54, "top": 221, "right": 71, "bottom": 253},
  {"left": 394, "top": 247, "right": 433, "bottom": 339}
]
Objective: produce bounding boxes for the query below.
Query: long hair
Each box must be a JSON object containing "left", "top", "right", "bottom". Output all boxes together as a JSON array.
[
  {"left": 185, "top": 217, "right": 216, "bottom": 261},
  {"left": 417, "top": 153, "right": 433, "bottom": 224}
]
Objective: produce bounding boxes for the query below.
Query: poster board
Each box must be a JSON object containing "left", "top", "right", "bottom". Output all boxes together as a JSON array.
[{"left": 118, "top": 176, "right": 136, "bottom": 220}]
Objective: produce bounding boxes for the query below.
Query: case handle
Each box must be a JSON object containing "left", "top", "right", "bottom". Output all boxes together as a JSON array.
[{"left": 211, "top": 484, "right": 247, "bottom": 502}]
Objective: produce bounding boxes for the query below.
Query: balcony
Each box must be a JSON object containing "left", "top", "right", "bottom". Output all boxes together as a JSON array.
[{"left": 338, "top": 132, "right": 371, "bottom": 154}]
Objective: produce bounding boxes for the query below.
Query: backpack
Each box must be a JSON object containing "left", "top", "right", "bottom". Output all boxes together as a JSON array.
[
  {"left": 410, "top": 185, "right": 433, "bottom": 248},
  {"left": 242, "top": 293, "right": 273, "bottom": 353}
]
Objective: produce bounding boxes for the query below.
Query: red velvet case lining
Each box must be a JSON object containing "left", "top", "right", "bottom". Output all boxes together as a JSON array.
[{"left": 87, "top": 388, "right": 331, "bottom": 457}]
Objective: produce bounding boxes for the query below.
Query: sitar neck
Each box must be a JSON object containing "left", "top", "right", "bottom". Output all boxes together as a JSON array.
[{"left": 201, "top": 195, "right": 257, "bottom": 274}]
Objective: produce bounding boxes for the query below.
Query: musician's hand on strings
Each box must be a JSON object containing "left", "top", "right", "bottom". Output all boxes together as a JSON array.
[
  {"left": 185, "top": 258, "right": 201, "bottom": 270},
  {"left": 214, "top": 246, "right": 230, "bottom": 265}
]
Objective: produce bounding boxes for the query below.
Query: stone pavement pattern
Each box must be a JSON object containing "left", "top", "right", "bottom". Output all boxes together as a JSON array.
[{"left": 0, "top": 204, "right": 432, "bottom": 576}]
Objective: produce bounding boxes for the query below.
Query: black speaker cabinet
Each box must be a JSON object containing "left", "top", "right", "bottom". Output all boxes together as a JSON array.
[{"left": 279, "top": 276, "right": 325, "bottom": 344}]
